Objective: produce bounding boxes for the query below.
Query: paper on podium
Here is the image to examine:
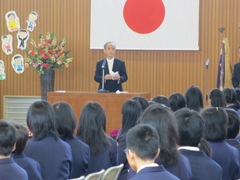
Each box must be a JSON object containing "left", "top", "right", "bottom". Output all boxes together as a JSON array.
[{"left": 116, "top": 90, "right": 129, "bottom": 94}]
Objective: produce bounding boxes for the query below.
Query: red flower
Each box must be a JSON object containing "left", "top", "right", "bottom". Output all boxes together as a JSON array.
[
  {"left": 30, "top": 51, "right": 35, "bottom": 56},
  {"left": 43, "top": 63, "right": 50, "bottom": 68},
  {"left": 48, "top": 49, "right": 54, "bottom": 54},
  {"left": 39, "top": 49, "right": 44, "bottom": 54},
  {"left": 47, "top": 39, "right": 52, "bottom": 43},
  {"left": 57, "top": 51, "right": 63, "bottom": 56},
  {"left": 43, "top": 55, "right": 49, "bottom": 59}
]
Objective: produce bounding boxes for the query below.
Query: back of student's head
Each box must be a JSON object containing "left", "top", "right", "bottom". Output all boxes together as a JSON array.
[
  {"left": 151, "top": 95, "right": 169, "bottom": 107},
  {"left": 76, "top": 101, "right": 109, "bottom": 154},
  {"left": 52, "top": 101, "right": 76, "bottom": 140},
  {"left": 137, "top": 103, "right": 179, "bottom": 167},
  {"left": 200, "top": 107, "right": 228, "bottom": 141},
  {"left": 174, "top": 108, "right": 204, "bottom": 147},
  {"left": 119, "top": 99, "right": 142, "bottom": 136},
  {"left": 209, "top": 88, "right": 226, "bottom": 107},
  {"left": 12, "top": 123, "right": 28, "bottom": 154},
  {"left": 185, "top": 85, "right": 203, "bottom": 112},
  {"left": 223, "top": 88, "right": 237, "bottom": 104},
  {"left": 0, "top": 121, "right": 16, "bottom": 156},
  {"left": 132, "top": 96, "right": 149, "bottom": 112},
  {"left": 27, "top": 101, "right": 58, "bottom": 140},
  {"left": 169, "top": 93, "right": 186, "bottom": 112},
  {"left": 126, "top": 124, "right": 159, "bottom": 161},
  {"left": 225, "top": 108, "right": 240, "bottom": 139}
]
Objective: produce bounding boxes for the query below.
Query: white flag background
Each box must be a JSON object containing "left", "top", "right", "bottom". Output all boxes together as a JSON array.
[{"left": 90, "top": 0, "right": 199, "bottom": 50}]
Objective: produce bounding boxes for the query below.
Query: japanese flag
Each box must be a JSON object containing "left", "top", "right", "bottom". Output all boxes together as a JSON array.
[{"left": 90, "top": 0, "right": 199, "bottom": 50}]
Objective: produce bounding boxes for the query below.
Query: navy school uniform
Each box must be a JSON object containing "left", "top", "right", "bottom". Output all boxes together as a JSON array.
[
  {"left": 24, "top": 133, "right": 72, "bottom": 180},
  {"left": 164, "top": 154, "right": 192, "bottom": 180},
  {"left": 65, "top": 136, "right": 90, "bottom": 178},
  {"left": 0, "top": 158, "right": 28, "bottom": 180},
  {"left": 85, "top": 136, "right": 118, "bottom": 174},
  {"left": 11, "top": 152, "right": 42, "bottom": 180},
  {"left": 208, "top": 141, "right": 240, "bottom": 180},
  {"left": 179, "top": 148, "right": 222, "bottom": 180},
  {"left": 129, "top": 165, "right": 179, "bottom": 180}
]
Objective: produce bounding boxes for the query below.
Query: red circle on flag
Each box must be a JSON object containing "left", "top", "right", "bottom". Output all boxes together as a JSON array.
[{"left": 123, "top": 0, "right": 165, "bottom": 34}]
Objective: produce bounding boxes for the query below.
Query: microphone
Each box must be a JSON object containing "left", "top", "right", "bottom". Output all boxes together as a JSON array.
[
  {"left": 101, "top": 59, "right": 107, "bottom": 69},
  {"left": 205, "top": 58, "right": 210, "bottom": 69}
]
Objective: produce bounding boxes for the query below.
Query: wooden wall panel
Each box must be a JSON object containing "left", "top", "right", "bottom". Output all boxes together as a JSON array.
[{"left": 0, "top": 0, "right": 240, "bottom": 118}]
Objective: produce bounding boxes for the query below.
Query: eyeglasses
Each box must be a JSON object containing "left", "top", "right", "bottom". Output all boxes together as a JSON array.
[{"left": 124, "top": 148, "right": 129, "bottom": 154}]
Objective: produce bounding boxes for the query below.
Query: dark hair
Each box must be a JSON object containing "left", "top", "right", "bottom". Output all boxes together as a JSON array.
[
  {"left": 132, "top": 96, "right": 149, "bottom": 112},
  {"left": 169, "top": 93, "right": 186, "bottom": 112},
  {"left": 52, "top": 101, "right": 76, "bottom": 140},
  {"left": 223, "top": 88, "right": 237, "bottom": 104},
  {"left": 200, "top": 107, "right": 228, "bottom": 141},
  {"left": 151, "top": 95, "right": 169, "bottom": 107},
  {"left": 119, "top": 99, "right": 142, "bottom": 136},
  {"left": 27, "top": 101, "right": 58, "bottom": 140},
  {"left": 209, "top": 88, "right": 226, "bottom": 107},
  {"left": 126, "top": 124, "right": 159, "bottom": 160},
  {"left": 76, "top": 101, "right": 110, "bottom": 155},
  {"left": 12, "top": 123, "right": 28, "bottom": 154},
  {"left": 174, "top": 108, "right": 204, "bottom": 146},
  {"left": 0, "top": 121, "right": 16, "bottom": 156},
  {"left": 138, "top": 104, "right": 179, "bottom": 167},
  {"left": 185, "top": 85, "right": 203, "bottom": 112},
  {"left": 234, "top": 88, "right": 240, "bottom": 108},
  {"left": 225, "top": 108, "right": 240, "bottom": 139}
]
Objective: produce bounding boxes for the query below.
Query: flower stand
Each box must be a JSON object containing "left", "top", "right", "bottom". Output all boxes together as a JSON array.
[{"left": 40, "top": 69, "right": 55, "bottom": 101}]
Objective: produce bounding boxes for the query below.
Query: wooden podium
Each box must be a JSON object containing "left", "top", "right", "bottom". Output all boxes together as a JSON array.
[{"left": 48, "top": 91, "right": 151, "bottom": 134}]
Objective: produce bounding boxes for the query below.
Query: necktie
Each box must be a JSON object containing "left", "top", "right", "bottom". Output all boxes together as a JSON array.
[{"left": 108, "top": 61, "right": 113, "bottom": 73}]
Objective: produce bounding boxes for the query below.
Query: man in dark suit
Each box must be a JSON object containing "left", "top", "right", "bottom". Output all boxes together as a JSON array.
[
  {"left": 94, "top": 41, "right": 128, "bottom": 92},
  {"left": 126, "top": 124, "right": 179, "bottom": 180},
  {"left": 232, "top": 47, "right": 240, "bottom": 87}
]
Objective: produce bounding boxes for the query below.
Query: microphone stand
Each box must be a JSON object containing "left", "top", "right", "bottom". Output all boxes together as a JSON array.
[
  {"left": 97, "top": 66, "right": 109, "bottom": 93},
  {"left": 205, "top": 58, "right": 210, "bottom": 103}
]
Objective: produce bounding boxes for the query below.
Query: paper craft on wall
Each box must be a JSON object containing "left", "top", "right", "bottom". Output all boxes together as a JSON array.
[
  {"left": 11, "top": 54, "right": 24, "bottom": 74},
  {"left": 17, "top": 29, "right": 29, "bottom": 50},
  {"left": 0, "top": 60, "right": 6, "bottom": 80},
  {"left": 5, "top": 11, "right": 20, "bottom": 32},
  {"left": 1, "top": 34, "right": 13, "bottom": 55},
  {"left": 26, "top": 11, "right": 38, "bottom": 32}
]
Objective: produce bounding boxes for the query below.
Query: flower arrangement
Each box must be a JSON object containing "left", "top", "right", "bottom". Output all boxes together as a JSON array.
[{"left": 25, "top": 32, "right": 73, "bottom": 74}]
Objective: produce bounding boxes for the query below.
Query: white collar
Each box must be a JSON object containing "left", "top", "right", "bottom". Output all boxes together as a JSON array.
[
  {"left": 178, "top": 146, "right": 200, "bottom": 151},
  {"left": 137, "top": 163, "right": 158, "bottom": 173},
  {"left": 107, "top": 58, "right": 114, "bottom": 63}
]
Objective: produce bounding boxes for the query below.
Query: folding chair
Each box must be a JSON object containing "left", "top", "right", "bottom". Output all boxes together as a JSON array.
[{"left": 101, "top": 164, "right": 124, "bottom": 180}]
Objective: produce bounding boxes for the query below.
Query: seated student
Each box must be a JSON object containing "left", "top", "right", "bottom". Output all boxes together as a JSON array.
[
  {"left": 174, "top": 108, "right": 222, "bottom": 180},
  {"left": 169, "top": 93, "right": 186, "bottom": 112},
  {"left": 223, "top": 88, "right": 238, "bottom": 110},
  {"left": 132, "top": 96, "right": 149, "bottom": 112},
  {"left": 52, "top": 101, "right": 90, "bottom": 178},
  {"left": 208, "top": 88, "right": 226, "bottom": 108},
  {"left": 126, "top": 124, "right": 179, "bottom": 180},
  {"left": 137, "top": 104, "right": 192, "bottom": 180},
  {"left": 151, "top": 95, "right": 169, "bottom": 107},
  {"left": 117, "top": 99, "right": 142, "bottom": 180},
  {"left": 225, "top": 108, "right": 240, "bottom": 153},
  {"left": 185, "top": 85, "right": 203, "bottom": 112},
  {"left": 11, "top": 123, "right": 42, "bottom": 180},
  {"left": 24, "top": 101, "right": 72, "bottom": 180},
  {"left": 76, "top": 101, "right": 117, "bottom": 174},
  {"left": 0, "top": 121, "right": 28, "bottom": 180},
  {"left": 200, "top": 107, "right": 240, "bottom": 180}
]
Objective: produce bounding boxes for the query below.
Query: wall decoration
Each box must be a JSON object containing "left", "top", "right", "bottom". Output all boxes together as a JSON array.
[
  {"left": 11, "top": 54, "right": 24, "bottom": 74},
  {"left": 17, "top": 29, "right": 29, "bottom": 50},
  {"left": 26, "top": 11, "right": 38, "bottom": 32},
  {"left": 0, "top": 60, "right": 6, "bottom": 80},
  {"left": 1, "top": 34, "right": 13, "bottom": 55},
  {"left": 5, "top": 11, "right": 20, "bottom": 32}
]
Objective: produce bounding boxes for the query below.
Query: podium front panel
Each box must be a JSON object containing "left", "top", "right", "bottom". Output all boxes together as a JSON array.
[{"left": 48, "top": 91, "right": 151, "bottom": 134}]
